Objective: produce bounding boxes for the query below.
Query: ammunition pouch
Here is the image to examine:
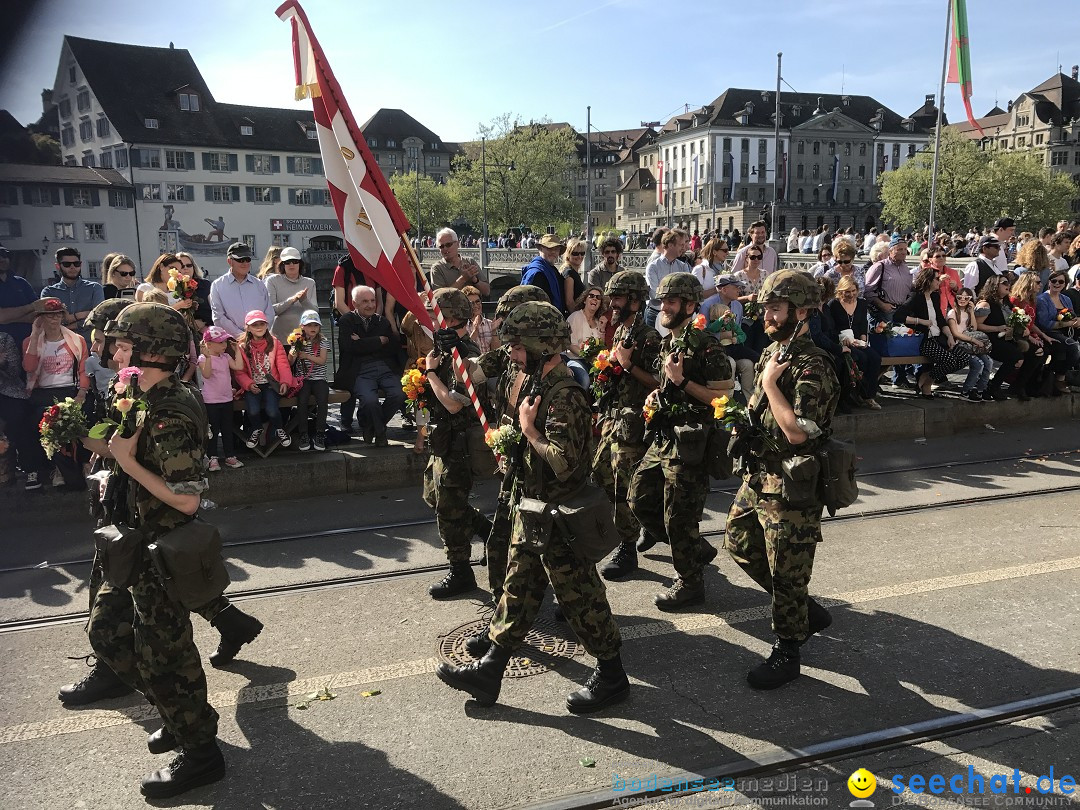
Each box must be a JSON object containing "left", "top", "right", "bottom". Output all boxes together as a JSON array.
[
  {"left": 613, "top": 406, "right": 646, "bottom": 446},
  {"left": 780, "top": 454, "right": 820, "bottom": 508},
  {"left": 673, "top": 422, "right": 708, "bottom": 466},
  {"left": 146, "top": 518, "right": 230, "bottom": 610},
  {"left": 465, "top": 424, "right": 497, "bottom": 478},
  {"left": 553, "top": 483, "right": 619, "bottom": 564},
  {"left": 515, "top": 497, "right": 555, "bottom": 556},
  {"left": 93, "top": 524, "right": 146, "bottom": 589}
]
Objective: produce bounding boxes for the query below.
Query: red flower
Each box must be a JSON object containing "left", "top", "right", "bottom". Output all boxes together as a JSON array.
[{"left": 48, "top": 406, "right": 60, "bottom": 417}]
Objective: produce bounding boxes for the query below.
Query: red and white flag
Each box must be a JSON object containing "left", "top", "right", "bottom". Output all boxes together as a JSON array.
[{"left": 277, "top": 0, "right": 432, "bottom": 330}]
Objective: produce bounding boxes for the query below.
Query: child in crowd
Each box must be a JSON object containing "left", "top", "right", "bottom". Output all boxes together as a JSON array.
[
  {"left": 947, "top": 287, "right": 994, "bottom": 402},
  {"left": 199, "top": 326, "right": 244, "bottom": 470},
  {"left": 235, "top": 310, "right": 295, "bottom": 449},
  {"left": 288, "top": 311, "right": 330, "bottom": 451}
]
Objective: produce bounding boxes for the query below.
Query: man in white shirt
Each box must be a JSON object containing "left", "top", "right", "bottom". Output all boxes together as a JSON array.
[
  {"left": 644, "top": 229, "right": 690, "bottom": 328},
  {"left": 962, "top": 236, "right": 1003, "bottom": 293},
  {"left": 990, "top": 217, "right": 1015, "bottom": 275},
  {"left": 862, "top": 228, "right": 878, "bottom": 254},
  {"left": 730, "top": 220, "right": 778, "bottom": 275}
]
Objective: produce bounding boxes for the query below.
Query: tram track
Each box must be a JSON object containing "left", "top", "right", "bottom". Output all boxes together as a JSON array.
[{"left": 3, "top": 479, "right": 1078, "bottom": 635}]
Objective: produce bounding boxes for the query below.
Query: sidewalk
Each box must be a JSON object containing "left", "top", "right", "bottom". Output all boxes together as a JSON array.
[{"left": 4, "top": 392, "right": 1078, "bottom": 527}]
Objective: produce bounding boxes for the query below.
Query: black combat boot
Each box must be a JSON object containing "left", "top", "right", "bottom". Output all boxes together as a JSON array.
[
  {"left": 803, "top": 598, "right": 833, "bottom": 645},
  {"left": 600, "top": 541, "right": 638, "bottom": 581},
  {"left": 58, "top": 659, "right": 133, "bottom": 706},
  {"left": 700, "top": 541, "right": 718, "bottom": 566},
  {"left": 140, "top": 741, "right": 226, "bottom": 798},
  {"left": 436, "top": 643, "right": 512, "bottom": 706},
  {"left": 465, "top": 632, "right": 492, "bottom": 658},
  {"left": 566, "top": 655, "right": 630, "bottom": 714},
  {"left": 636, "top": 532, "right": 665, "bottom": 552},
  {"left": 208, "top": 605, "right": 263, "bottom": 668},
  {"left": 655, "top": 578, "right": 705, "bottom": 612},
  {"left": 147, "top": 725, "right": 178, "bottom": 754},
  {"left": 429, "top": 563, "right": 477, "bottom": 599},
  {"left": 746, "top": 638, "right": 801, "bottom": 690}
]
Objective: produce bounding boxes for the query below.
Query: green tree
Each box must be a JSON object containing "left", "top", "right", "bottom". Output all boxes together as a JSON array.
[
  {"left": 449, "top": 114, "right": 582, "bottom": 235},
  {"left": 387, "top": 170, "right": 457, "bottom": 239},
  {"left": 880, "top": 128, "right": 1076, "bottom": 233}
]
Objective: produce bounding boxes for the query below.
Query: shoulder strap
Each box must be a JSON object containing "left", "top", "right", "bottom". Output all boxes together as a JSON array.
[{"left": 537, "top": 377, "right": 579, "bottom": 432}]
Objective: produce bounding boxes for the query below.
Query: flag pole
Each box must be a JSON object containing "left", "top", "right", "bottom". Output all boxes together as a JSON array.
[{"left": 928, "top": 0, "right": 952, "bottom": 240}]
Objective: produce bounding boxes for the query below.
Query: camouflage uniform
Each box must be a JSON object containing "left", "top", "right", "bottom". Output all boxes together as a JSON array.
[
  {"left": 724, "top": 271, "right": 840, "bottom": 646},
  {"left": 629, "top": 275, "right": 731, "bottom": 593}
]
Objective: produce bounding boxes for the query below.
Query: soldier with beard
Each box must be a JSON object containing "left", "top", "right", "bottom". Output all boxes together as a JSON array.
[
  {"left": 592, "top": 271, "right": 661, "bottom": 580},
  {"left": 724, "top": 271, "right": 839, "bottom": 690},
  {"left": 629, "top": 273, "right": 732, "bottom": 610}
]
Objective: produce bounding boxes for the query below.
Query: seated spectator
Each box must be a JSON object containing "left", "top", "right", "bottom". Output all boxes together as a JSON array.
[
  {"left": 707, "top": 276, "right": 758, "bottom": 398},
  {"left": 809, "top": 246, "right": 833, "bottom": 278},
  {"left": 209, "top": 242, "right": 273, "bottom": 337},
  {"left": 266, "top": 247, "right": 317, "bottom": 342},
  {"left": 1012, "top": 239, "right": 1051, "bottom": 292},
  {"left": 1037, "top": 269, "right": 1079, "bottom": 390},
  {"left": 0, "top": 331, "right": 31, "bottom": 487},
  {"left": 289, "top": 311, "right": 330, "bottom": 452},
  {"left": 975, "top": 276, "right": 1039, "bottom": 401},
  {"left": 896, "top": 267, "right": 970, "bottom": 399},
  {"left": 1012, "top": 270, "right": 1066, "bottom": 397},
  {"left": 922, "top": 247, "right": 961, "bottom": 316},
  {"left": 334, "top": 285, "right": 404, "bottom": 447},
  {"left": 102, "top": 255, "right": 139, "bottom": 300},
  {"left": 566, "top": 285, "right": 608, "bottom": 356},
  {"left": 946, "top": 288, "right": 993, "bottom": 402},
  {"left": 234, "top": 310, "right": 295, "bottom": 449},
  {"left": 693, "top": 239, "right": 729, "bottom": 313},
  {"left": 824, "top": 241, "right": 865, "bottom": 295},
  {"left": 463, "top": 285, "right": 496, "bottom": 353},
  {"left": 199, "top": 326, "right": 244, "bottom": 471},
  {"left": 22, "top": 299, "right": 90, "bottom": 489},
  {"left": 826, "top": 276, "right": 881, "bottom": 409}
]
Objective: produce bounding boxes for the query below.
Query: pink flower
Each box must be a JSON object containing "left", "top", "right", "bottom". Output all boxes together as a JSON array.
[
  {"left": 114, "top": 381, "right": 127, "bottom": 395},
  {"left": 117, "top": 367, "right": 143, "bottom": 385},
  {"left": 115, "top": 398, "right": 134, "bottom": 413}
]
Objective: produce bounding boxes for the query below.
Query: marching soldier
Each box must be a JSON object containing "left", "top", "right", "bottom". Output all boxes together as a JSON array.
[
  {"left": 724, "top": 271, "right": 839, "bottom": 690},
  {"left": 422, "top": 288, "right": 493, "bottom": 599},
  {"left": 592, "top": 271, "right": 661, "bottom": 580},
  {"left": 437, "top": 302, "right": 629, "bottom": 713},
  {"left": 629, "top": 272, "right": 732, "bottom": 610},
  {"left": 87, "top": 303, "right": 227, "bottom": 797}
]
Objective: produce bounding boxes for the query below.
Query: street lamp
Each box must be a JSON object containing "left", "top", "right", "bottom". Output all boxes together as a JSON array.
[
  {"left": 33, "top": 236, "right": 51, "bottom": 284},
  {"left": 412, "top": 162, "right": 421, "bottom": 247},
  {"left": 480, "top": 135, "right": 515, "bottom": 274}
]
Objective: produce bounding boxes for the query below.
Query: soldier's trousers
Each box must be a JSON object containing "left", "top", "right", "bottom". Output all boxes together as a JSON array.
[
  {"left": 724, "top": 478, "right": 821, "bottom": 641},
  {"left": 89, "top": 556, "right": 228, "bottom": 621},
  {"left": 489, "top": 528, "right": 621, "bottom": 661},
  {"left": 87, "top": 553, "right": 219, "bottom": 747},
  {"left": 592, "top": 437, "right": 646, "bottom": 545},
  {"left": 423, "top": 453, "right": 488, "bottom": 565},
  {"left": 486, "top": 478, "right": 513, "bottom": 597},
  {"left": 628, "top": 445, "right": 710, "bottom": 586}
]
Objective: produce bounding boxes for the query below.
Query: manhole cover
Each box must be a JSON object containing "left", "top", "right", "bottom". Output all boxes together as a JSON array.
[{"left": 438, "top": 617, "right": 582, "bottom": 678}]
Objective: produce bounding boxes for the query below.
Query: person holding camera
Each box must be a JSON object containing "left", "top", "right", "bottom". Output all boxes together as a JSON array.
[{"left": 421, "top": 288, "right": 492, "bottom": 599}]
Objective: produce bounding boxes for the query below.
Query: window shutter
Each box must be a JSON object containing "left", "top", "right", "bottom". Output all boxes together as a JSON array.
[
  {"left": 51, "top": 188, "right": 61, "bottom": 206},
  {"left": 271, "top": 187, "right": 281, "bottom": 203},
  {"left": 186, "top": 151, "right": 196, "bottom": 169},
  {"left": 288, "top": 188, "right": 296, "bottom": 205},
  {"left": 228, "top": 154, "right": 238, "bottom": 172},
  {"left": 287, "top": 156, "right": 296, "bottom": 173},
  {"left": 184, "top": 185, "right": 194, "bottom": 200},
  {"left": 202, "top": 152, "right": 211, "bottom": 170},
  {"left": 64, "top": 188, "right": 74, "bottom": 206},
  {"left": 271, "top": 156, "right": 280, "bottom": 173},
  {"left": 245, "top": 155, "right": 254, "bottom": 172},
  {"left": 90, "top": 189, "right": 100, "bottom": 206},
  {"left": 230, "top": 186, "right": 240, "bottom": 201},
  {"left": 130, "top": 148, "right": 143, "bottom": 167},
  {"left": 21, "top": 187, "right": 31, "bottom": 204},
  {"left": 246, "top": 186, "right": 255, "bottom": 202},
  {"left": 312, "top": 158, "right": 323, "bottom": 175},
  {"left": 204, "top": 186, "right": 213, "bottom": 201}
]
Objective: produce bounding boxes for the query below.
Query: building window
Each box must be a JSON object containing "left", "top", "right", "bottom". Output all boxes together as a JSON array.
[
  {"left": 140, "top": 184, "right": 161, "bottom": 200},
  {"left": 61, "top": 126, "right": 74, "bottom": 147},
  {"left": 0, "top": 187, "right": 17, "bottom": 206},
  {"left": 81, "top": 153, "right": 95, "bottom": 167},
  {"left": 387, "top": 139, "right": 396, "bottom": 148},
  {"left": 859, "top": 143, "right": 867, "bottom": 156},
  {"left": 681, "top": 168, "right": 686, "bottom": 183},
  {"left": 144, "top": 118, "right": 159, "bottom": 129},
  {"left": 796, "top": 140, "right": 804, "bottom": 155},
  {"left": 741, "top": 138, "right": 749, "bottom": 153},
  {"left": 77, "top": 90, "right": 91, "bottom": 112},
  {"left": 178, "top": 92, "right": 200, "bottom": 111},
  {"left": 68, "top": 66, "right": 76, "bottom": 84},
  {"left": 137, "top": 149, "right": 161, "bottom": 168},
  {"left": 306, "top": 129, "right": 317, "bottom": 140},
  {"left": 99, "top": 150, "right": 112, "bottom": 168},
  {"left": 758, "top": 187, "right": 766, "bottom": 201},
  {"left": 387, "top": 154, "right": 397, "bottom": 166},
  {"left": 54, "top": 222, "right": 76, "bottom": 240},
  {"left": 114, "top": 148, "right": 128, "bottom": 169},
  {"left": 86, "top": 261, "right": 100, "bottom": 278},
  {"left": 680, "top": 144, "right": 686, "bottom": 158},
  {"left": 597, "top": 184, "right": 607, "bottom": 196},
  {"left": 1074, "top": 151, "right": 1080, "bottom": 165},
  {"left": 166, "top": 184, "right": 190, "bottom": 201},
  {"left": 427, "top": 155, "right": 442, "bottom": 167},
  {"left": 811, "top": 165, "right": 819, "bottom": 180},
  {"left": 407, "top": 146, "right": 418, "bottom": 158},
  {"left": 27, "top": 186, "right": 55, "bottom": 205},
  {"left": 84, "top": 223, "right": 106, "bottom": 241},
  {"left": 368, "top": 138, "right": 377, "bottom": 147},
  {"left": 294, "top": 189, "right": 313, "bottom": 205},
  {"left": 242, "top": 234, "right": 257, "bottom": 254},
  {"left": 595, "top": 168, "right": 606, "bottom": 179},
  {"left": 95, "top": 117, "right": 110, "bottom": 138},
  {"left": 844, "top": 143, "right": 851, "bottom": 156},
  {"left": 907, "top": 145, "right": 916, "bottom": 157},
  {"left": 842, "top": 165, "right": 850, "bottom": 180},
  {"left": 165, "top": 150, "right": 188, "bottom": 170},
  {"left": 740, "top": 188, "right": 748, "bottom": 201},
  {"left": 796, "top": 164, "right": 804, "bottom": 179},
  {"left": 759, "top": 139, "right": 768, "bottom": 154},
  {"left": 0, "top": 219, "right": 22, "bottom": 238},
  {"left": 72, "top": 189, "right": 94, "bottom": 207},
  {"left": 79, "top": 121, "right": 93, "bottom": 141},
  {"left": 1050, "top": 151, "right": 1067, "bottom": 166},
  {"left": 294, "top": 156, "right": 314, "bottom": 174},
  {"left": 828, "top": 142, "right": 836, "bottom": 156},
  {"left": 272, "top": 234, "right": 292, "bottom": 248},
  {"left": 812, "top": 188, "right": 820, "bottom": 203},
  {"left": 812, "top": 141, "right": 820, "bottom": 155},
  {"left": 858, "top": 165, "right": 866, "bottom": 179},
  {"left": 206, "top": 152, "right": 230, "bottom": 171},
  {"left": 208, "top": 185, "right": 235, "bottom": 202},
  {"left": 843, "top": 189, "right": 851, "bottom": 204},
  {"left": 858, "top": 189, "right": 865, "bottom": 203},
  {"left": 241, "top": 125, "right": 253, "bottom": 136},
  {"left": 109, "top": 190, "right": 131, "bottom": 208},
  {"left": 252, "top": 186, "right": 275, "bottom": 203}
]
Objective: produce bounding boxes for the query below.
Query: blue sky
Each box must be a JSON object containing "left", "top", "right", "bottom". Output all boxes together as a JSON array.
[{"left": 2, "top": 0, "right": 1077, "bottom": 141}]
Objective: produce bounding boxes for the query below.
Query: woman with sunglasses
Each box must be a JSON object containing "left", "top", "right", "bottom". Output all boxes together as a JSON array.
[
  {"left": 733, "top": 248, "right": 766, "bottom": 305},
  {"left": 827, "top": 276, "right": 881, "bottom": 409},
  {"left": 266, "top": 246, "right": 317, "bottom": 342},
  {"left": 566, "top": 285, "right": 608, "bottom": 357},
  {"left": 823, "top": 242, "right": 865, "bottom": 295},
  {"left": 561, "top": 237, "right": 587, "bottom": 314},
  {"left": 1036, "top": 269, "right": 1079, "bottom": 390},
  {"left": 897, "top": 267, "right": 970, "bottom": 399},
  {"left": 975, "top": 276, "right": 1040, "bottom": 400},
  {"left": 102, "top": 255, "right": 139, "bottom": 299},
  {"left": 921, "top": 247, "right": 960, "bottom": 317},
  {"left": 175, "top": 252, "right": 213, "bottom": 329},
  {"left": 693, "top": 239, "right": 729, "bottom": 312},
  {"left": 1009, "top": 270, "right": 1066, "bottom": 397},
  {"left": 809, "top": 246, "right": 833, "bottom": 278}
]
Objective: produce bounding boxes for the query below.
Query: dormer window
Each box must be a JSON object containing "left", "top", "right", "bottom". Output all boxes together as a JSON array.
[
  {"left": 306, "top": 129, "right": 318, "bottom": 140},
  {"left": 901, "top": 118, "right": 914, "bottom": 132},
  {"left": 144, "top": 118, "right": 159, "bottom": 129},
  {"left": 792, "top": 104, "right": 802, "bottom": 117},
  {"left": 368, "top": 138, "right": 377, "bottom": 147},
  {"left": 178, "top": 92, "right": 200, "bottom": 112},
  {"left": 387, "top": 139, "right": 397, "bottom": 147},
  {"left": 241, "top": 125, "right": 253, "bottom": 136}
]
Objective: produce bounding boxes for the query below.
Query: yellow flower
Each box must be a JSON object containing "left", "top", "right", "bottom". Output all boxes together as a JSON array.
[
  {"left": 116, "top": 397, "right": 134, "bottom": 413},
  {"left": 711, "top": 396, "right": 729, "bottom": 420},
  {"left": 593, "top": 350, "right": 611, "bottom": 372},
  {"left": 166, "top": 279, "right": 177, "bottom": 291}
]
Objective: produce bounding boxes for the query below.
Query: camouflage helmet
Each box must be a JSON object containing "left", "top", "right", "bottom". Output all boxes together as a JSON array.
[
  {"left": 104, "top": 302, "right": 190, "bottom": 360},
  {"left": 84, "top": 297, "right": 133, "bottom": 332},
  {"left": 499, "top": 301, "right": 569, "bottom": 360},
  {"left": 604, "top": 270, "right": 649, "bottom": 298},
  {"left": 432, "top": 287, "right": 472, "bottom": 325},
  {"left": 656, "top": 272, "right": 703, "bottom": 304},
  {"left": 757, "top": 270, "right": 822, "bottom": 309},
  {"left": 494, "top": 284, "right": 549, "bottom": 320}
]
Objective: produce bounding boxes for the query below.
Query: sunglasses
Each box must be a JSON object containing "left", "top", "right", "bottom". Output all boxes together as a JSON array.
[
  {"left": 586, "top": 293, "right": 602, "bottom": 299},
  {"left": 748, "top": 255, "right": 763, "bottom": 261},
  {"left": 1049, "top": 279, "right": 1066, "bottom": 285},
  {"left": 438, "top": 241, "right": 457, "bottom": 249},
  {"left": 570, "top": 251, "right": 586, "bottom": 257},
  {"left": 115, "top": 270, "right": 136, "bottom": 277},
  {"left": 717, "top": 248, "right": 730, "bottom": 253},
  {"left": 181, "top": 262, "right": 195, "bottom": 269},
  {"left": 232, "top": 257, "right": 252, "bottom": 263},
  {"left": 835, "top": 259, "right": 852, "bottom": 265},
  {"left": 282, "top": 259, "right": 301, "bottom": 265},
  {"left": 60, "top": 260, "right": 82, "bottom": 268}
]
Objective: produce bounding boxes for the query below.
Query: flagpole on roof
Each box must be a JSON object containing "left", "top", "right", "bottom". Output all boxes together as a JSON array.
[
  {"left": 928, "top": 0, "right": 952, "bottom": 239},
  {"left": 770, "top": 52, "right": 781, "bottom": 245}
]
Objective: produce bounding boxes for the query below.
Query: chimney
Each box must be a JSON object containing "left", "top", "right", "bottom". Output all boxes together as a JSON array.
[
  {"left": 925, "top": 94, "right": 935, "bottom": 107},
  {"left": 41, "top": 89, "right": 53, "bottom": 114},
  {"left": 1007, "top": 99, "right": 1013, "bottom": 112},
  {"left": 1072, "top": 65, "right": 1079, "bottom": 80}
]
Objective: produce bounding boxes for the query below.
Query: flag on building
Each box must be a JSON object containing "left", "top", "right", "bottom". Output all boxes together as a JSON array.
[
  {"left": 778, "top": 151, "right": 787, "bottom": 201},
  {"left": 276, "top": 0, "right": 432, "bottom": 329},
  {"left": 657, "top": 160, "right": 664, "bottom": 206},
  {"left": 727, "top": 153, "right": 736, "bottom": 200},
  {"left": 946, "top": 0, "right": 983, "bottom": 135},
  {"left": 691, "top": 154, "right": 699, "bottom": 202},
  {"left": 831, "top": 154, "right": 840, "bottom": 202}
]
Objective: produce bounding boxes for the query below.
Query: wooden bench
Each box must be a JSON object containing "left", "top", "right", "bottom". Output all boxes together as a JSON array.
[
  {"left": 233, "top": 389, "right": 351, "bottom": 458},
  {"left": 878, "top": 354, "right": 929, "bottom": 368}
]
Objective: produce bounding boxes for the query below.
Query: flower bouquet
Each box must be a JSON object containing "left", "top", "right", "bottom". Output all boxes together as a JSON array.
[
  {"left": 401, "top": 365, "right": 427, "bottom": 417},
  {"left": 484, "top": 424, "right": 521, "bottom": 462},
  {"left": 742, "top": 301, "right": 761, "bottom": 321},
  {"left": 578, "top": 336, "right": 603, "bottom": 366},
  {"left": 1056, "top": 308, "right": 1074, "bottom": 323},
  {"left": 88, "top": 367, "right": 147, "bottom": 440},
  {"left": 166, "top": 268, "right": 199, "bottom": 301},
  {"left": 589, "top": 348, "right": 628, "bottom": 401},
  {"left": 1006, "top": 306, "right": 1031, "bottom": 340},
  {"left": 39, "top": 397, "right": 89, "bottom": 460},
  {"left": 873, "top": 321, "right": 891, "bottom": 334},
  {"left": 287, "top": 327, "right": 305, "bottom": 350},
  {"left": 711, "top": 395, "right": 781, "bottom": 454}
]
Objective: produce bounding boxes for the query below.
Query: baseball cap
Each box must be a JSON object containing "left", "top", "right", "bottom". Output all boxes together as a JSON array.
[
  {"left": 299, "top": 310, "right": 321, "bottom": 326},
  {"left": 977, "top": 235, "right": 1001, "bottom": 251},
  {"left": 227, "top": 242, "right": 253, "bottom": 260},
  {"left": 992, "top": 217, "right": 1015, "bottom": 231},
  {"left": 280, "top": 247, "right": 302, "bottom": 262},
  {"left": 202, "top": 325, "right": 231, "bottom": 343},
  {"left": 244, "top": 309, "right": 269, "bottom": 326},
  {"left": 715, "top": 275, "right": 739, "bottom": 288}
]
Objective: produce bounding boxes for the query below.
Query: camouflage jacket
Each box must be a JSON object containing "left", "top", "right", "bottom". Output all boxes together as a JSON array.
[
  {"left": 478, "top": 346, "right": 516, "bottom": 423},
  {"left": 519, "top": 363, "right": 591, "bottom": 502},
  {"left": 656, "top": 323, "right": 732, "bottom": 423},
  {"left": 429, "top": 336, "right": 486, "bottom": 432},
  {"left": 598, "top": 316, "right": 661, "bottom": 417}
]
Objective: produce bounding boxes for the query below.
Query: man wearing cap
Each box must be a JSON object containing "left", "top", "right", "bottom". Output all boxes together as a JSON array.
[
  {"left": 991, "top": 217, "right": 1015, "bottom": 275},
  {"left": 714, "top": 275, "right": 760, "bottom": 398},
  {"left": 521, "top": 234, "right": 566, "bottom": 313},
  {"left": 430, "top": 228, "right": 490, "bottom": 298},
  {"left": 0, "top": 246, "right": 50, "bottom": 345},
  {"left": 962, "top": 236, "right": 1003, "bottom": 293},
  {"left": 40, "top": 247, "right": 104, "bottom": 345},
  {"left": 209, "top": 242, "right": 273, "bottom": 336}
]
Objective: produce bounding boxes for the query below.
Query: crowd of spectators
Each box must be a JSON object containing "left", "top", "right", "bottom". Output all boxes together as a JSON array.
[{"left": 2, "top": 214, "right": 1079, "bottom": 492}]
